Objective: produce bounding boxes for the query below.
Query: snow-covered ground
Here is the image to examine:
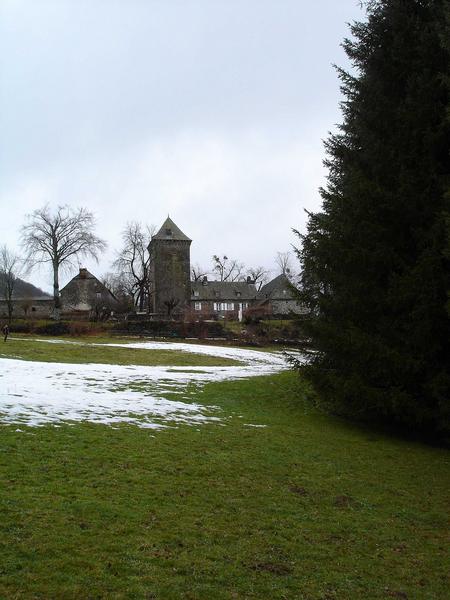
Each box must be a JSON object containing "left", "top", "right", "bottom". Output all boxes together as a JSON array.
[{"left": 0, "top": 340, "right": 292, "bottom": 428}]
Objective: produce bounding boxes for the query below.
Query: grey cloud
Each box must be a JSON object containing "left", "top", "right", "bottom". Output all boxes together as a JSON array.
[{"left": 0, "top": 0, "right": 363, "bottom": 291}]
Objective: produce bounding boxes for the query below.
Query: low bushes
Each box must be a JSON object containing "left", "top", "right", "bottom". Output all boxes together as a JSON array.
[
  {"left": 8, "top": 316, "right": 304, "bottom": 345},
  {"left": 8, "top": 319, "right": 110, "bottom": 337}
]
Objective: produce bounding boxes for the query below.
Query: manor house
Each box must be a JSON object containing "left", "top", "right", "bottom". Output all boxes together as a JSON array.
[
  {"left": 148, "top": 217, "right": 301, "bottom": 320},
  {"left": 1, "top": 217, "right": 301, "bottom": 321}
]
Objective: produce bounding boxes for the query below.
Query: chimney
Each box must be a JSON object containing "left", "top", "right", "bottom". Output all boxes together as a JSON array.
[
  {"left": 79, "top": 268, "right": 87, "bottom": 279},
  {"left": 202, "top": 275, "right": 208, "bottom": 285}
]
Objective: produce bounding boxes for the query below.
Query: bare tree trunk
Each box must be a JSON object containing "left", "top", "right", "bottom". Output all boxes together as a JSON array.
[
  {"left": 52, "top": 259, "right": 61, "bottom": 319},
  {"left": 138, "top": 285, "right": 145, "bottom": 311},
  {"left": 5, "top": 281, "right": 14, "bottom": 323},
  {"left": 53, "top": 261, "right": 60, "bottom": 307},
  {"left": 7, "top": 299, "right": 13, "bottom": 324}
]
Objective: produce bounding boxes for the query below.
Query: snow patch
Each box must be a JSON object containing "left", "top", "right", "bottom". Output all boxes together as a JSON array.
[{"left": 0, "top": 341, "right": 293, "bottom": 429}]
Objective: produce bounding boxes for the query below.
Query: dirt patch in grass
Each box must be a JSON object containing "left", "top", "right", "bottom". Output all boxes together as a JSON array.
[
  {"left": 385, "top": 590, "right": 409, "bottom": 599},
  {"left": 289, "top": 485, "right": 308, "bottom": 496},
  {"left": 249, "top": 562, "right": 293, "bottom": 576},
  {"left": 333, "top": 494, "right": 359, "bottom": 508}
]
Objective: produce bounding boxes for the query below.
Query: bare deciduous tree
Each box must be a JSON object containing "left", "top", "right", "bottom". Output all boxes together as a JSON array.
[
  {"left": 100, "top": 271, "right": 134, "bottom": 313},
  {"left": 113, "top": 222, "right": 155, "bottom": 312},
  {"left": 247, "top": 266, "right": 269, "bottom": 290},
  {"left": 191, "top": 263, "right": 208, "bottom": 282},
  {"left": 21, "top": 205, "right": 106, "bottom": 317},
  {"left": 0, "top": 245, "right": 23, "bottom": 322},
  {"left": 275, "top": 251, "right": 294, "bottom": 277},
  {"left": 212, "top": 255, "right": 244, "bottom": 282}
]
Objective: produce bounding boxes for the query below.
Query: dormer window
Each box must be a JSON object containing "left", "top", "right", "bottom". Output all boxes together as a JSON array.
[
  {"left": 194, "top": 290, "right": 199, "bottom": 297},
  {"left": 236, "top": 291, "right": 241, "bottom": 297}
]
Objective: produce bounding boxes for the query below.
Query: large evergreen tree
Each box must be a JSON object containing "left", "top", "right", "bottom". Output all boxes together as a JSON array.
[{"left": 296, "top": 0, "right": 450, "bottom": 436}]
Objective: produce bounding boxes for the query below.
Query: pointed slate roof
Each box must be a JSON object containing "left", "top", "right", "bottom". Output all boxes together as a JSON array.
[
  {"left": 152, "top": 217, "right": 191, "bottom": 242},
  {"left": 257, "top": 274, "right": 294, "bottom": 300}
]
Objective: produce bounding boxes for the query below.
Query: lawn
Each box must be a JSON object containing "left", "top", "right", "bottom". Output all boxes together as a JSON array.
[
  {"left": 0, "top": 336, "right": 241, "bottom": 367},
  {"left": 0, "top": 341, "right": 448, "bottom": 599}
]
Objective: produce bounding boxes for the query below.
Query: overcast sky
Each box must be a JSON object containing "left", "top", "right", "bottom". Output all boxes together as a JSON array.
[{"left": 0, "top": 0, "right": 363, "bottom": 292}]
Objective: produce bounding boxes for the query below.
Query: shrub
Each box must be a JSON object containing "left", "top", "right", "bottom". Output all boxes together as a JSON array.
[
  {"left": 68, "top": 321, "right": 92, "bottom": 337},
  {"left": 35, "top": 321, "right": 70, "bottom": 335}
]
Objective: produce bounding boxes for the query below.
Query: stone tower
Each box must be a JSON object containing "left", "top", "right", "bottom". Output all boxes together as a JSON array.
[{"left": 149, "top": 217, "right": 192, "bottom": 317}]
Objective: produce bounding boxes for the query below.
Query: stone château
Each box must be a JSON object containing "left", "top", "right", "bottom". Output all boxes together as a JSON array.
[
  {"left": 148, "top": 217, "right": 303, "bottom": 320},
  {"left": 0, "top": 217, "right": 303, "bottom": 320}
]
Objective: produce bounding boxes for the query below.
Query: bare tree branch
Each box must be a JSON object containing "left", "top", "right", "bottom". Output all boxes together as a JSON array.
[
  {"left": 247, "top": 266, "right": 269, "bottom": 291},
  {"left": 191, "top": 263, "right": 208, "bottom": 282},
  {"left": 212, "top": 255, "right": 245, "bottom": 282},
  {"left": 100, "top": 271, "right": 134, "bottom": 313},
  {"left": 275, "top": 251, "right": 294, "bottom": 277}
]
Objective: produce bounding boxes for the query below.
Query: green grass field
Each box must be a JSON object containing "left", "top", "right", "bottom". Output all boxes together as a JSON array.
[
  {"left": 0, "top": 339, "right": 448, "bottom": 599},
  {"left": 0, "top": 336, "right": 240, "bottom": 367}
]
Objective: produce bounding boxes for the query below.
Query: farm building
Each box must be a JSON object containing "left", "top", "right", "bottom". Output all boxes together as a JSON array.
[{"left": 60, "top": 268, "right": 118, "bottom": 320}]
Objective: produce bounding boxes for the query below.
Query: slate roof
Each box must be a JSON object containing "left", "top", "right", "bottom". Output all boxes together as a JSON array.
[
  {"left": 257, "top": 274, "right": 295, "bottom": 300},
  {"left": 60, "top": 269, "right": 117, "bottom": 301},
  {"left": 191, "top": 280, "right": 257, "bottom": 301},
  {"left": 61, "top": 268, "right": 97, "bottom": 284},
  {"left": 152, "top": 217, "right": 191, "bottom": 242}
]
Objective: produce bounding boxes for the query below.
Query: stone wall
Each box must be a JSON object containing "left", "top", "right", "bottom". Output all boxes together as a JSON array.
[
  {"left": 0, "top": 298, "right": 53, "bottom": 319},
  {"left": 150, "top": 239, "right": 191, "bottom": 316},
  {"left": 271, "top": 299, "right": 308, "bottom": 316}
]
